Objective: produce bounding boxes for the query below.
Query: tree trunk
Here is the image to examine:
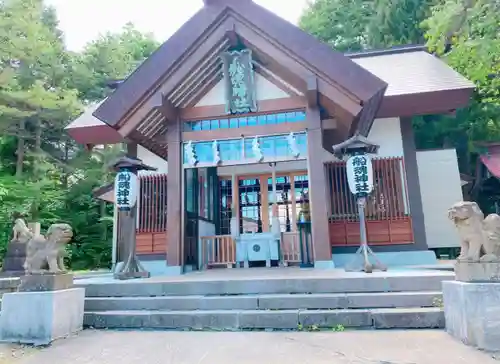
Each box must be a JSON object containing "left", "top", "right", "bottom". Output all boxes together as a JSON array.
[
  {"left": 15, "top": 119, "right": 26, "bottom": 178},
  {"left": 31, "top": 119, "right": 42, "bottom": 221},
  {"left": 62, "top": 139, "right": 69, "bottom": 189}
]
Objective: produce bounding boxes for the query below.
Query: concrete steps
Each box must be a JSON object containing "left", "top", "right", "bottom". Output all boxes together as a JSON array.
[
  {"left": 84, "top": 307, "right": 445, "bottom": 330},
  {"left": 85, "top": 291, "right": 442, "bottom": 311},
  {"left": 79, "top": 274, "right": 450, "bottom": 297},
  {"left": 77, "top": 271, "right": 452, "bottom": 330}
]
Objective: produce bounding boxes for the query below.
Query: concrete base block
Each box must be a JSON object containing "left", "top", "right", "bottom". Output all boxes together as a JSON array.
[
  {"left": 314, "top": 260, "right": 335, "bottom": 269},
  {"left": 238, "top": 310, "right": 298, "bottom": 329},
  {"left": 0, "top": 288, "right": 85, "bottom": 345},
  {"left": 372, "top": 308, "right": 444, "bottom": 329},
  {"left": 299, "top": 309, "right": 372, "bottom": 328},
  {"left": 333, "top": 250, "right": 438, "bottom": 268},
  {"left": 443, "top": 280, "right": 500, "bottom": 352},
  {"left": 455, "top": 262, "right": 500, "bottom": 282}
]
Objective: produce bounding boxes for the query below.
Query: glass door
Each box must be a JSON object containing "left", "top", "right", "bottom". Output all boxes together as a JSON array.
[
  {"left": 239, "top": 178, "right": 263, "bottom": 234},
  {"left": 267, "top": 176, "right": 293, "bottom": 232},
  {"left": 230, "top": 173, "right": 309, "bottom": 235}
]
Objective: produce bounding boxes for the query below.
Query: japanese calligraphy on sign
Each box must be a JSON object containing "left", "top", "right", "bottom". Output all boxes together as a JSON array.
[
  {"left": 114, "top": 170, "right": 138, "bottom": 211},
  {"left": 346, "top": 154, "right": 374, "bottom": 196},
  {"left": 221, "top": 49, "right": 258, "bottom": 114}
]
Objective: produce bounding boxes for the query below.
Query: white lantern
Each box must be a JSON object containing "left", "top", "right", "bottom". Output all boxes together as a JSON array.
[
  {"left": 114, "top": 170, "right": 138, "bottom": 211},
  {"left": 346, "top": 154, "right": 374, "bottom": 196}
]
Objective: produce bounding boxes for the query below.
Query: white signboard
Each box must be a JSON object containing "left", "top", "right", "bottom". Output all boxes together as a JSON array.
[
  {"left": 346, "top": 154, "right": 374, "bottom": 196},
  {"left": 114, "top": 170, "right": 138, "bottom": 211}
]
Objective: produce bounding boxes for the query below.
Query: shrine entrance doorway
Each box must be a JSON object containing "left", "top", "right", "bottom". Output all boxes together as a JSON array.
[
  {"left": 234, "top": 172, "right": 309, "bottom": 235},
  {"left": 210, "top": 170, "right": 310, "bottom": 268}
]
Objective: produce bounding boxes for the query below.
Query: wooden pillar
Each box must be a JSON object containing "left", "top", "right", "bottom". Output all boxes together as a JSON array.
[
  {"left": 306, "top": 106, "right": 332, "bottom": 263},
  {"left": 111, "top": 203, "right": 118, "bottom": 271},
  {"left": 166, "top": 117, "right": 182, "bottom": 267}
]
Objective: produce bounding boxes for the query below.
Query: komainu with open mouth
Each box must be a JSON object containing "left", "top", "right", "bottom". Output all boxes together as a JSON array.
[{"left": 448, "top": 201, "right": 500, "bottom": 262}]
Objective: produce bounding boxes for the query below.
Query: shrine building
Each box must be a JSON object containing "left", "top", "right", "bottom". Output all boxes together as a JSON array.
[{"left": 66, "top": 0, "right": 474, "bottom": 275}]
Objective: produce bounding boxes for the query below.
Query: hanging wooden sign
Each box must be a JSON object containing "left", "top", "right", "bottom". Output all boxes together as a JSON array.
[{"left": 221, "top": 49, "right": 258, "bottom": 114}]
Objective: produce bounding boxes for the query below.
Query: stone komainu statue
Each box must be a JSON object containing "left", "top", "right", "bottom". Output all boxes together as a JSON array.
[
  {"left": 23, "top": 224, "right": 73, "bottom": 274},
  {"left": 448, "top": 201, "right": 500, "bottom": 262},
  {"left": 10, "top": 218, "right": 34, "bottom": 244}
]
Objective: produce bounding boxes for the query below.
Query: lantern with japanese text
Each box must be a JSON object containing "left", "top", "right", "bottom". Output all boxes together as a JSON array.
[
  {"left": 346, "top": 154, "right": 374, "bottom": 196},
  {"left": 114, "top": 170, "right": 138, "bottom": 211}
]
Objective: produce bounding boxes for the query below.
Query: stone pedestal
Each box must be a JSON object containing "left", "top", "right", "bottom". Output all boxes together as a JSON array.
[
  {"left": 455, "top": 261, "right": 500, "bottom": 282},
  {"left": 18, "top": 273, "right": 74, "bottom": 292},
  {"left": 1, "top": 242, "right": 27, "bottom": 276},
  {"left": 443, "top": 263, "right": 500, "bottom": 352},
  {"left": 0, "top": 274, "right": 85, "bottom": 345}
]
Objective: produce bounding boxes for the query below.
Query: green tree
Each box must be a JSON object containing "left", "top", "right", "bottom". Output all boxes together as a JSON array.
[
  {"left": 299, "top": 0, "right": 372, "bottom": 51},
  {"left": 0, "top": 0, "right": 82, "bottom": 178},
  {"left": 69, "top": 23, "right": 159, "bottom": 102},
  {"left": 421, "top": 0, "right": 500, "bottom": 172},
  {"left": 299, "top": 0, "right": 437, "bottom": 52}
]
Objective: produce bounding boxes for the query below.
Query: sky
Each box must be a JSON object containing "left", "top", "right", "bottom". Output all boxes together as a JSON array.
[{"left": 45, "top": 0, "right": 310, "bottom": 51}]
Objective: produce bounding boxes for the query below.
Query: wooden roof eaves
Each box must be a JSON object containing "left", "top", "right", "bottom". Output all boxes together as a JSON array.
[
  {"left": 115, "top": 17, "right": 236, "bottom": 137},
  {"left": 93, "top": 0, "right": 387, "bottom": 129},
  {"left": 93, "top": 3, "right": 228, "bottom": 127},
  {"left": 227, "top": 1, "right": 387, "bottom": 102}
]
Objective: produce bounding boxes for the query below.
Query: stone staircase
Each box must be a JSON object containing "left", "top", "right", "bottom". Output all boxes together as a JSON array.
[{"left": 80, "top": 271, "right": 450, "bottom": 331}]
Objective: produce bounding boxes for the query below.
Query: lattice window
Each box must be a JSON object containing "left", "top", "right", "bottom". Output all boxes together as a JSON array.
[
  {"left": 138, "top": 174, "right": 168, "bottom": 232},
  {"left": 326, "top": 157, "right": 408, "bottom": 222}
]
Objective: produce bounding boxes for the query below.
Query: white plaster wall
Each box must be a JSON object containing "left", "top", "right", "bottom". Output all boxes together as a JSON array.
[
  {"left": 367, "top": 117, "right": 404, "bottom": 157},
  {"left": 195, "top": 73, "right": 291, "bottom": 107},
  {"left": 417, "top": 149, "right": 462, "bottom": 248},
  {"left": 321, "top": 117, "right": 404, "bottom": 162},
  {"left": 137, "top": 146, "right": 168, "bottom": 176}
]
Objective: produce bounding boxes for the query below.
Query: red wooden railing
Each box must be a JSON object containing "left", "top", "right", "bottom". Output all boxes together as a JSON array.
[
  {"left": 136, "top": 174, "right": 168, "bottom": 255},
  {"left": 325, "top": 157, "right": 413, "bottom": 246}
]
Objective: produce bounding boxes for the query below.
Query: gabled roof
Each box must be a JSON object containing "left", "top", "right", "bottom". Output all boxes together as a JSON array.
[{"left": 93, "top": 0, "right": 387, "bottom": 131}]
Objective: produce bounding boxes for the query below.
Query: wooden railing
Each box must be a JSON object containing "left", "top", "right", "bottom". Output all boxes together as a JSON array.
[
  {"left": 201, "top": 235, "right": 236, "bottom": 269},
  {"left": 325, "top": 157, "right": 413, "bottom": 246},
  {"left": 281, "top": 232, "right": 301, "bottom": 265},
  {"left": 200, "top": 232, "right": 304, "bottom": 268}
]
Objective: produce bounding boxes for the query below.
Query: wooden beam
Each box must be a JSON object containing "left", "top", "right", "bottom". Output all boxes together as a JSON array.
[
  {"left": 181, "top": 96, "right": 306, "bottom": 120},
  {"left": 159, "top": 94, "right": 178, "bottom": 121},
  {"left": 183, "top": 122, "right": 307, "bottom": 142},
  {"left": 118, "top": 93, "right": 177, "bottom": 138},
  {"left": 306, "top": 76, "right": 318, "bottom": 108},
  {"left": 225, "top": 30, "right": 239, "bottom": 47}
]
